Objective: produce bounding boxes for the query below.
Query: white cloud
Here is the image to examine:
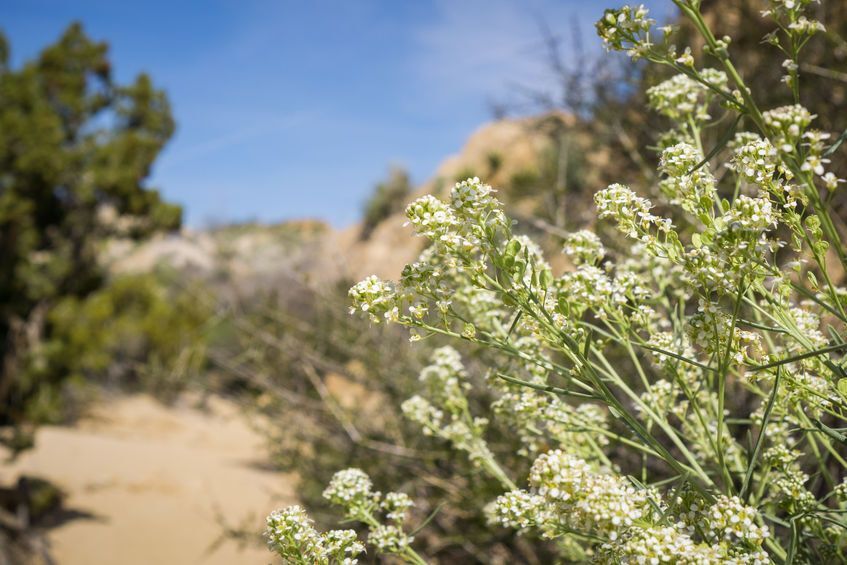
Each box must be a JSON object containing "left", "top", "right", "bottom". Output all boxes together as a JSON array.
[{"left": 412, "top": 0, "right": 598, "bottom": 105}]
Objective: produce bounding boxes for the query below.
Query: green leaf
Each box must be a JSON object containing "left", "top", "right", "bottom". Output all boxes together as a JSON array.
[
  {"left": 807, "top": 271, "right": 818, "bottom": 290},
  {"left": 685, "top": 113, "right": 743, "bottom": 175},
  {"left": 691, "top": 233, "right": 702, "bottom": 248},
  {"left": 823, "top": 128, "right": 847, "bottom": 157},
  {"left": 539, "top": 268, "right": 553, "bottom": 289},
  {"left": 514, "top": 259, "right": 527, "bottom": 279},
  {"left": 504, "top": 239, "right": 521, "bottom": 261},
  {"left": 811, "top": 419, "right": 847, "bottom": 446},
  {"left": 837, "top": 378, "right": 847, "bottom": 399},
  {"left": 495, "top": 372, "right": 594, "bottom": 399},
  {"left": 506, "top": 311, "right": 523, "bottom": 338},
  {"left": 410, "top": 502, "right": 446, "bottom": 536}
]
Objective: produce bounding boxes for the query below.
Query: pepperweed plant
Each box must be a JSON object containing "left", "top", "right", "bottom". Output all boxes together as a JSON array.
[{"left": 267, "top": 1, "right": 847, "bottom": 562}]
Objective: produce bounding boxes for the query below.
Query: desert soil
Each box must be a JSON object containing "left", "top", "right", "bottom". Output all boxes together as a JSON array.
[{"left": 1, "top": 393, "right": 296, "bottom": 564}]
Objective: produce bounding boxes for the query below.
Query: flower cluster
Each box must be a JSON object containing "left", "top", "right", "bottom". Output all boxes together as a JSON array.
[
  {"left": 401, "top": 395, "right": 444, "bottom": 436},
  {"left": 562, "top": 229, "right": 605, "bottom": 265},
  {"left": 401, "top": 347, "right": 499, "bottom": 470},
  {"left": 348, "top": 275, "right": 399, "bottom": 323},
  {"left": 418, "top": 346, "right": 469, "bottom": 410},
  {"left": 265, "top": 469, "right": 424, "bottom": 563},
  {"left": 493, "top": 450, "right": 649, "bottom": 540},
  {"left": 647, "top": 71, "right": 726, "bottom": 123},
  {"left": 368, "top": 525, "right": 412, "bottom": 554},
  {"left": 381, "top": 492, "right": 414, "bottom": 524},
  {"left": 405, "top": 195, "right": 456, "bottom": 241},
  {"left": 493, "top": 451, "right": 771, "bottom": 562},
  {"left": 598, "top": 526, "right": 723, "bottom": 564},
  {"left": 763, "top": 104, "right": 814, "bottom": 153},
  {"left": 322, "top": 468, "right": 380, "bottom": 514},
  {"left": 730, "top": 137, "right": 781, "bottom": 185},
  {"left": 703, "top": 495, "right": 770, "bottom": 544},
  {"left": 802, "top": 130, "right": 833, "bottom": 177},
  {"left": 595, "top": 5, "right": 662, "bottom": 60},
  {"left": 725, "top": 195, "right": 778, "bottom": 232},
  {"left": 756, "top": 104, "right": 844, "bottom": 193},
  {"left": 406, "top": 177, "right": 507, "bottom": 253},
  {"left": 594, "top": 183, "right": 674, "bottom": 243},
  {"left": 450, "top": 176, "right": 506, "bottom": 226},
  {"left": 490, "top": 490, "right": 545, "bottom": 531},
  {"left": 658, "top": 142, "right": 717, "bottom": 215},
  {"left": 688, "top": 305, "right": 765, "bottom": 365},
  {"left": 762, "top": 0, "right": 822, "bottom": 29},
  {"left": 265, "top": 506, "right": 364, "bottom": 564}
]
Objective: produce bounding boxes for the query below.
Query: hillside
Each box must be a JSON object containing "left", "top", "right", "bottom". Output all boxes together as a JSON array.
[{"left": 107, "top": 113, "right": 573, "bottom": 286}]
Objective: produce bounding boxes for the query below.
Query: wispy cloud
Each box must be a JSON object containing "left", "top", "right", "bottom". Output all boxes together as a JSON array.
[
  {"left": 411, "top": 0, "right": 674, "bottom": 110},
  {"left": 161, "top": 111, "right": 313, "bottom": 168},
  {"left": 412, "top": 0, "right": 597, "bottom": 106}
]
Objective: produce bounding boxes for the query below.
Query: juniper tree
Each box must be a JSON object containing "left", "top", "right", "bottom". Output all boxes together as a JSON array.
[{"left": 0, "top": 23, "right": 181, "bottom": 451}]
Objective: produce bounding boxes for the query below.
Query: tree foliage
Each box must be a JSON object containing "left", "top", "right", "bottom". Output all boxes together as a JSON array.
[{"left": 0, "top": 23, "right": 181, "bottom": 450}]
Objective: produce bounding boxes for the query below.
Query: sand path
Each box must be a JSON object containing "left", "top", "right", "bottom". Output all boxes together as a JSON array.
[{"left": 2, "top": 393, "right": 296, "bottom": 564}]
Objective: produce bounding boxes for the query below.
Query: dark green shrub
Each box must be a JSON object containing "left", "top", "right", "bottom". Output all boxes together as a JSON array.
[
  {"left": 361, "top": 168, "right": 411, "bottom": 239},
  {"left": 24, "top": 273, "right": 211, "bottom": 423}
]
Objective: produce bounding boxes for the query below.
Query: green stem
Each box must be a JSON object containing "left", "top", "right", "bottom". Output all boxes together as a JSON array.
[
  {"left": 715, "top": 279, "right": 748, "bottom": 493},
  {"left": 751, "top": 341, "right": 847, "bottom": 372},
  {"left": 740, "top": 370, "right": 781, "bottom": 501}
]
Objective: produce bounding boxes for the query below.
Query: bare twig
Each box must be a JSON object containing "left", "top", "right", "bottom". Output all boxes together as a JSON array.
[{"left": 800, "top": 63, "right": 847, "bottom": 84}]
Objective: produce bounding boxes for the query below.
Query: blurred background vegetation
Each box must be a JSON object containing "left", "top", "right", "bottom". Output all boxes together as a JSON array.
[{"left": 2, "top": 0, "right": 847, "bottom": 563}]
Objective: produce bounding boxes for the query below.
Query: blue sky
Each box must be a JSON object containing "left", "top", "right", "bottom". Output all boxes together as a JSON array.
[{"left": 2, "top": 0, "right": 673, "bottom": 227}]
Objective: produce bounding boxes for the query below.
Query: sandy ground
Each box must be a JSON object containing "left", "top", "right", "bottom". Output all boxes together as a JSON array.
[{"left": 2, "top": 393, "right": 296, "bottom": 564}]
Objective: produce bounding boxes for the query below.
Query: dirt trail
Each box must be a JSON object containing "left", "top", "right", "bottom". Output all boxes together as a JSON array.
[{"left": 2, "top": 393, "right": 296, "bottom": 564}]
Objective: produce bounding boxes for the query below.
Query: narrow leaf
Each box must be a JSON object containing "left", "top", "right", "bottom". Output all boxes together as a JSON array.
[
  {"left": 823, "top": 128, "right": 847, "bottom": 157},
  {"left": 685, "top": 114, "right": 743, "bottom": 176}
]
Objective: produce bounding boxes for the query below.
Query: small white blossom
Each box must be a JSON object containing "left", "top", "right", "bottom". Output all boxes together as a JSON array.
[
  {"left": 265, "top": 506, "right": 326, "bottom": 561},
  {"left": 763, "top": 104, "right": 814, "bottom": 153},
  {"left": 381, "top": 492, "right": 414, "bottom": 524},
  {"left": 368, "top": 524, "right": 413, "bottom": 554},
  {"left": 265, "top": 506, "right": 365, "bottom": 564},
  {"left": 730, "top": 138, "right": 781, "bottom": 185},
  {"left": 349, "top": 275, "right": 399, "bottom": 323},
  {"left": 323, "top": 468, "right": 380, "bottom": 513},
  {"left": 596, "top": 5, "right": 656, "bottom": 59},
  {"left": 705, "top": 495, "right": 770, "bottom": 544},
  {"left": 647, "top": 71, "right": 727, "bottom": 122},
  {"left": 595, "top": 183, "right": 673, "bottom": 242},
  {"left": 562, "top": 229, "right": 606, "bottom": 265},
  {"left": 788, "top": 15, "right": 825, "bottom": 35}
]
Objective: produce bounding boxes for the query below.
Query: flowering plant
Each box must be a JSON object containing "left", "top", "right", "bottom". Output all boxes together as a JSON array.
[{"left": 267, "top": 1, "right": 847, "bottom": 562}]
